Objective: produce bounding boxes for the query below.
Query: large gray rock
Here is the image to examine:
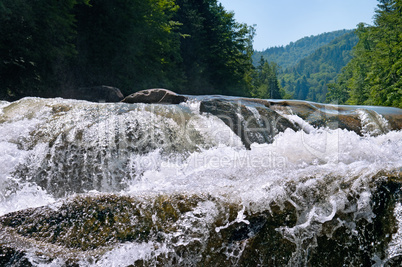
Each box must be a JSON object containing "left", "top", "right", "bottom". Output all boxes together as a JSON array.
[
  {"left": 122, "top": 89, "right": 187, "bottom": 104},
  {"left": 199, "top": 98, "right": 299, "bottom": 149}
]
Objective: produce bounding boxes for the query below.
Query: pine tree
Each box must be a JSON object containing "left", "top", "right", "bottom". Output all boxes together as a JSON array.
[
  {"left": 0, "top": 0, "right": 89, "bottom": 99},
  {"left": 251, "top": 57, "right": 282, "bottom": 99},
  {"left": 173, "top": 0, "right": 255, "bottom": 96},
  {"left": 328, "top": 0, "right": 402, "bottom": 107}
]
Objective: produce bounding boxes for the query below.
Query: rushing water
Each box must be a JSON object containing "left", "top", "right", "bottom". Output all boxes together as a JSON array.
[{"left": 0, "top": 96, "right": 401, "bottom": 266}]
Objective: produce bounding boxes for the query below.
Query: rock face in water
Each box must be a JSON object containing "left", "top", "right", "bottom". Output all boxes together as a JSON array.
[
  {"left": 122, "top": 89, "right": 188, "bottom": 104},
  {"left": 197, "top": 96, "right": 402, "bottom": 148},
  {"left": 200, "top": 98, "right": 299, "bottom": 149},
  {"left": 0, "top": 194, "right": 194, "bottom": 251},
  {"left": 0, "top": 174, "right": 400, "bottom": 266},
  {"left": 266, "top": 99, "right": 402, "bottom": 135},
  {"left": 0, "top": 96, "right": 401, "bottom": 266},
  {"left": 61, "top": 85, "right": 124, "bottom": 102}
]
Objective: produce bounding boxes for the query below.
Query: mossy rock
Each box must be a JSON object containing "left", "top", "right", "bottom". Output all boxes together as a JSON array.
[
  {"left": 0, "top": 194, "right": 203, "bottom": 251},
  {"left": 0, "top": 176, "right": 401, "bottom": 266}
]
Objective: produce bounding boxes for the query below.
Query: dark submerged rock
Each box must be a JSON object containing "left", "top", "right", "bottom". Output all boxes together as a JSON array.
[
  {"left": 199, "top": 98, "right": 299, "bottom": 149},
  {"left": 0, "top": 174, "right": 400, "bottom": 266},
  {"left": 122, "top": 89, "right": 188, "bottom": 104},
  {"left": 61, "top": 85, "right": 124, "bottom": 103},
  {"left": 0, "top": 194, "right": 297, "bottom": 265},
  {"left": 307, "top": 175, "right": 402, "bottom": 266},
  {"left": 268, "top": 100, "right": 402, "bottom": 134},
  {"left": 0, "top": 247, "right": 32, "bottom": 267},
  {"left": 0, "top": 194, "right": 190, "bottom": 251}
]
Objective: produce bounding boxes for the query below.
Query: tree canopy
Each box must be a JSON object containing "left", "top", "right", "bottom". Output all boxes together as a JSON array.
[
  {"left": 280, "top": 31, "right": 358, "bottom": 103},
  {"left": 0, "top": 0, "right": 255, "bottom": 99},
  {"left": 253, "top": 30, "right": 352, "bottom": 70},
  {"left": 327, "top": 0, "right": 402, "bottom": 107},
  {"left": 173, "top": 0, "right": 255, "bottom": 96},
  {"left": 0, "top": 0, "right": 90, "bottom": 98},
  {"left": 2, "top": 0, "right": 400, "bottom": 107},
  {"left": 250, "top": 57, "right": 283, "bottom": 99}
]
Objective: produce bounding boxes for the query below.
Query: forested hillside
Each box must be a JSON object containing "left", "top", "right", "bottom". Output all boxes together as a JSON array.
[
  {"left": 327, "top": 0, "right": 402, "bottom": 108},
  {"left": 253, "top": 30, "right": 352, "bottom": 70},
  {"left": 0, "top": 0, "right": 255, "bottom": 100},
  {"left": 280, "top": 31, "right": 358, "bottom": 102},
  {"left": 2, "top": 0, "right": 400, "bottom": 107}
]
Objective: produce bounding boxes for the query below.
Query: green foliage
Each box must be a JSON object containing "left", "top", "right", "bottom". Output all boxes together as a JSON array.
[
  {"left": 73, "top": 0, "right": 182, "bottom": 95},
  {"left": 3, "top": 1, "right": 400, "bottom": 106},
  {"left": 253, "top": 30, "right": 353, "bottom": 70},
  {"left": 280, "top": 31, "right": 358, "bottom": 102},
  {"left": 250, "top": 57, "right": 282, "bottom": 99},
  {"left": 0, "top": 0, "right": 90, "bottom": 99},
  {"left": 328, "top": 0, "right": 402, "bottom": 108},
  {"left": 174, "top": 0, "right": 255, "bottom": 96},
  {"left": 0, "top": 0, "right": 256, "bottom": 99}
]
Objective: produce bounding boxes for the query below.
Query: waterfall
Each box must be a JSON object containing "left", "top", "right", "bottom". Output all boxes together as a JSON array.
[{"left": 0, "top": 96, "right": 401, "bottom": 266}]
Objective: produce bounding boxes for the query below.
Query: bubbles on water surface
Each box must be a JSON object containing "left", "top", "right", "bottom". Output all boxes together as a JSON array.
[
  {"left": 388, "top": 203, "right": 402, "bottom": 262},
  {"left": 0, "top": 97, "right": 401, "bottom": 266}
]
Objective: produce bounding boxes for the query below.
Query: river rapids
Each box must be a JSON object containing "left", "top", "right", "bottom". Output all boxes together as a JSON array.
[{"left": 0, "top": 96, "right": 401, "bottom": 266}]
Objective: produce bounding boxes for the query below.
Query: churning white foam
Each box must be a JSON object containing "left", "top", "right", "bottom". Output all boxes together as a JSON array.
[
  {"left": 388, "top": 203, "right": 402, "bottom": 261},
  {"left": 0, "top": 98, "right": 401, "bottom": 266},
  {"left": 125, "top": 128, "right": 401, "bottom": 208}
]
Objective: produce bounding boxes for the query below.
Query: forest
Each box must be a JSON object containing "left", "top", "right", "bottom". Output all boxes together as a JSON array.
[
  {"left": 253, "top": 30, "right": 358, "bottom": 102},
  {"left": 253, "top": 30, "right": 352, "bottom": 70},
  {"left": 327, "top": 0, "right": 402, "bottom": 108},
  {"left": 1, "top": 0, "right": 401, "bottom": 108},
  {"left": 0, "top": 0, "right": 258, "bottom": 100},
  {"left": 254, "top": 0, "right": 402, "bottom": 108},
  {"left": 279, "top": 31, "right": 358, "bottom": 103}
]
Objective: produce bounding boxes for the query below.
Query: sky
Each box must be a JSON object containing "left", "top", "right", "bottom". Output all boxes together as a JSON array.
[{"left": 219, "top": 0, "right": 379, "bottom": 51}]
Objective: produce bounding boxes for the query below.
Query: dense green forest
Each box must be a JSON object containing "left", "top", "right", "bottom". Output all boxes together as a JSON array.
[
  {"left": 0, "top": 0, "right": 256, "bottom": 100},
  {"left": 1, "top": 0, "right": 401, "bottom": 107},
  {"left": 253, "top": 0, "right": 402, "bottom": 107},
  {"left": 253, "top": 30, "right": 353, "bottom": 70},
  {"left": 280, "top": 31, "right": 358, "bottom": 103},
  {"left": 251, "top": 30, "right": 358, "bottom": 103},
  {"left": 327, "top": 0, "right": 402, "bottom": 108},
  {"left": 248, "top": 58, "right": 283, "bottom": 99}
]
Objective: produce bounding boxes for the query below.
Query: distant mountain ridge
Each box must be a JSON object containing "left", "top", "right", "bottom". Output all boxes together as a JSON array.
[
  {"left": 252, "top": 29, "right": 358, "bottom": 103},
  {"left": 280, "top": 31, "right": 358, "bottom": 102},
  {"left": 253, "top": 29, "right": 354, "bottom": 70}
]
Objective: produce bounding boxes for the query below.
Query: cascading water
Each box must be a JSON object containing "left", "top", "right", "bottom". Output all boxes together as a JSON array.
[{"left": 0, "top": 96, "right": 401, "bottom": 266}]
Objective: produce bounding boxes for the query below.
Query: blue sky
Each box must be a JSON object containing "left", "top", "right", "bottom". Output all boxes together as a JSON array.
[{"left": 219, "top": 0, "right": 379, "bottom": 51}]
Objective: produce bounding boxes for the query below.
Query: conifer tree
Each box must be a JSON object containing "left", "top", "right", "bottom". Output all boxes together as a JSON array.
[{"left": 328, "top": 0, "right": 402, "bottom": 107}]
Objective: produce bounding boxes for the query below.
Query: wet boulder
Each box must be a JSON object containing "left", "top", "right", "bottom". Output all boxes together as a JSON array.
[
  {"left": 0, "top": 174, "right": 401, "bottom": 266},
  {"left": 199, "top": 98, "right": 299, "bottom": 149},
  {"left": 0, "top": 193, "right": 297, "bottom": 266},
  {"left": 268, "top": 100, "right": 402, "bottom": 135},
  {"left": 0, "top": 194, "right": 188, "bottom": 251},
  {"left": 61, "top": 85, "right": 124, "bottom": 103},
  {"left": 122, "top": 89, "right": 188, "bottom": 104}
]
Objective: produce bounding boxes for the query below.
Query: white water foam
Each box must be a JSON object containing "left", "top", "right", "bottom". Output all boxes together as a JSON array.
[
  {"left": 0, "top": 101, "right": 57, "bottom": 215},
  {"left": 388, "top": 203, "right": 402, "bottom": 261},
  {"left": 79, "top": 242, "right": 171, "bottom": 267},
  {"left": 0, "top": 98, "right": 401, "bottom": 266},
  {"left": 356, "top": 108, "right": 391, "bottom": 136},
  {"left": 124, "top": 128, "right": 401, "bottom": 220}
]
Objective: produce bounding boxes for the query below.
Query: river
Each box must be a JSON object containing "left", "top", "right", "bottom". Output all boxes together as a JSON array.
[{"left": 0, "top": 96, "right": 401, "bottom": 266}]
